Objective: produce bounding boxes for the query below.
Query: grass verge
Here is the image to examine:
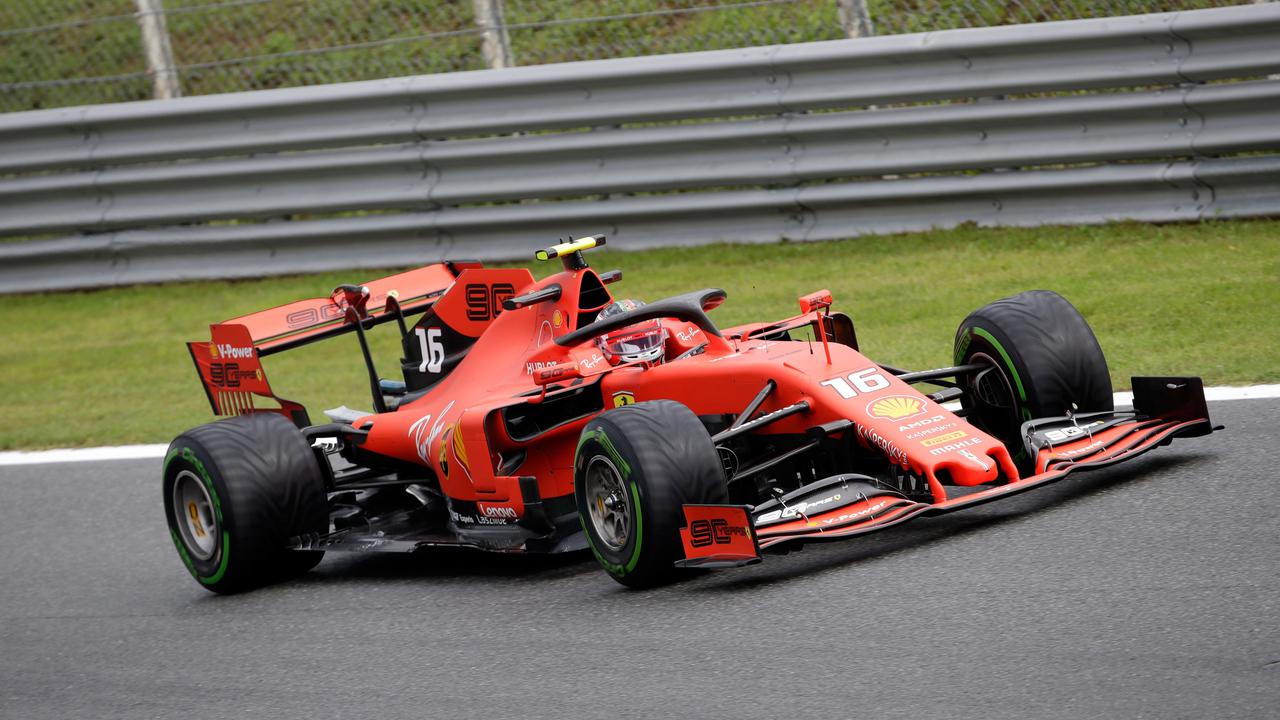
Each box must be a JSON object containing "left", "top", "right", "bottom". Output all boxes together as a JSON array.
[{"left": 1, "top": 219, "right": 1276, "bottom": 450}]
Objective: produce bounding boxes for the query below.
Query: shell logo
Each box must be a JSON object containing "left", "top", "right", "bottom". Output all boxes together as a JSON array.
[
  {"left": 452, "top": 425, "right": 471, "bottom": 474},
  {"left": 437, "top": 428, "right": 451, "bottom": 473},
  {"left": 866, "top": 395, "right": 927, "bottom": 421},
  {"left": 209, "top": 344, "right": 219, "bottom": 359}
]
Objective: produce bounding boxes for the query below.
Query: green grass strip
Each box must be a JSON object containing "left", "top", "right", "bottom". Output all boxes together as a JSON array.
[{"left": 1, "top": 219, "right": 1276, "bottom": 450}]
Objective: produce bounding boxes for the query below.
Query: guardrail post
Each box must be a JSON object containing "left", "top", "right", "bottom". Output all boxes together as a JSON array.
[
  {"left": 835, "top": 0, "right": 875, "bottom": 38},
  {"left": 134, "top": 0, "right": 181, "bottom": 99},
  {"left": 472, "top": 0, "right": 515, "bottom": 69}
]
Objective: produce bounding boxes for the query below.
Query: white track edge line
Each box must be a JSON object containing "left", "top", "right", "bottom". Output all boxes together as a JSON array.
[{"left": 2, "top": 384, "right": 1277, "bottom": 467}]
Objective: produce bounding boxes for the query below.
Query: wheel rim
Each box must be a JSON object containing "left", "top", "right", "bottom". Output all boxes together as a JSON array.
[
  {"left": 172, "top": 470, "right": 219, "bottom": 560},
  {"left": 584, "top": 455, "right": 632, "bottom": 551}
]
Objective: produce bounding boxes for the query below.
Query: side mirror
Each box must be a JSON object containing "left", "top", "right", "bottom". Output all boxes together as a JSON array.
[
  {"left": 700, "top": 288, "right": 726, "bottom": 313},
  {"left": 532, "top": 361, "right": 583, "bottom": 387},
  {"left": 799, "top": 289, "right": 833, "bottom": 314}
]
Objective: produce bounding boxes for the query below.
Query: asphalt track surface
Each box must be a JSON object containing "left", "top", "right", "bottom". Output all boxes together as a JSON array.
[{"left": 2, "top": 399, "right": 1276, "bottom": 720}]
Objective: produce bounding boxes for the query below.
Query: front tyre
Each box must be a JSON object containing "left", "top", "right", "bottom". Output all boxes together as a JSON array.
[
  {"left": 954, "top": 290, "right": 1112, "bottom": 472},
  {"left": 574, "top": 400, "right": 728, "bottom": 588},
  {"left": 163, "top": 413, "right": 328, "bottom": 594}
]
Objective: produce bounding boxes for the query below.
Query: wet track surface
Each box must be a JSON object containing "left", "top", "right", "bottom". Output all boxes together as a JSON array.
[{"left": 2, "top": 399, "right": 1277, "bottom": 720}]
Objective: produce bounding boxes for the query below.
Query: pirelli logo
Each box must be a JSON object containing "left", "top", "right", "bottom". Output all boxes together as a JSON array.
[{"left": 921, "top": 430, "right": 968, "bottom": 447}]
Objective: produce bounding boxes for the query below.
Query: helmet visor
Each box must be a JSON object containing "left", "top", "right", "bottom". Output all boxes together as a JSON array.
[{"left": 600, "top": 323, "right": 666, "bottom": 362}]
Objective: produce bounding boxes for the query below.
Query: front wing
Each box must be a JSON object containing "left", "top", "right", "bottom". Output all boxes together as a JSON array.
[{"left": 678, "top": 376, "right": 1218, "bottom": 568}]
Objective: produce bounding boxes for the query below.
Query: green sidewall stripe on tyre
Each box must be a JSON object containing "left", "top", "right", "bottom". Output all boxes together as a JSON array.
[
  {"left": 169, "top": 528, "right": 232, "bottom": 586},
  {"left": 169, "top": 529, "right": 196, "bottom": 576},
  {"left": 966, "top": 327, "right": 1031, "bottom": 461},
  {"left": 166, "top": 443, "right": 231, "bottom": 585},
  {"left": 972, "top": 327, "right": 1032, "bottom": 421},
  {"left": 576, "top": 428, "right": 631, "bottom": 478},
  {"left": 576, "top": 427, "right": 644, "bottom": 577},
  {"left": 955, "top": 329, "right": 972, "bottom": 361},
  {"left": 579, "top": 480, "right": 646, "bottom": 577}
]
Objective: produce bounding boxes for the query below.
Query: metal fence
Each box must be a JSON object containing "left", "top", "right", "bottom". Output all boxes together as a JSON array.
[
  {"left": 1, "top": 4, "right": 1278, "bottom": 293},
  {"left": 0, "top": 0, "right": 1254, "bottom": 113}
]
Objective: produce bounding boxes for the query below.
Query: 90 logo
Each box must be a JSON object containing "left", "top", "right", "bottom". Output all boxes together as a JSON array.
[
  {"left": 464, "top": 283, "right": 516, "bottom": 321},
  {"left": 688, "top": 518, "right": 749, "bottom": 547}
]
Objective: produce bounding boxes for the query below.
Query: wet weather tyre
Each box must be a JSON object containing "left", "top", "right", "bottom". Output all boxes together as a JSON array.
[
  {"left": 954, "top": 290, "right": 1112, "bottom": 472},
  {"left": 574, "top": 400, "right": 728, "bottom": 589},
  {"left": 163, "top": 413, "right": 328, "bottom": 594}
]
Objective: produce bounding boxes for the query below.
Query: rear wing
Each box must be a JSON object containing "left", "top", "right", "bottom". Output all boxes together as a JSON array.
[
  {"left": 187, "top": 261, "right": 476, "bottom": 423},
  {"left": 220, "top": 262, "right": 468, "bottom": 356}
]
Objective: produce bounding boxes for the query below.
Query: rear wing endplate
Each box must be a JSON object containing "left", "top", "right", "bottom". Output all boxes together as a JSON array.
[{"left": 188, "top": 324, "right": 311, "bottom": 425}]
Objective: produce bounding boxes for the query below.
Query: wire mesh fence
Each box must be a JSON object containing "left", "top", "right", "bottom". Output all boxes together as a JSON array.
[{"left": 0, "top": 0, "right": 1256, "bottom": 113}]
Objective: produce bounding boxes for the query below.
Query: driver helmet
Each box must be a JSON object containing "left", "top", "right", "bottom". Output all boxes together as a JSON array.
[{"left": 596, "top": 299, "right": 667, "bottom": 365}]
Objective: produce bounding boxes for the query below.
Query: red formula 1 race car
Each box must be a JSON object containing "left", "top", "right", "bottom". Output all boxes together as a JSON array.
[{"left": 163, "top": 236, "right": 1218, "bottom": 593}]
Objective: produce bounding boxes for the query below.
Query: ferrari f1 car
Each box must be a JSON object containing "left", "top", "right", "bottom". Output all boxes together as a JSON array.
[{"left": 164, "top": 236, "right": 1218, "bottom": 593}]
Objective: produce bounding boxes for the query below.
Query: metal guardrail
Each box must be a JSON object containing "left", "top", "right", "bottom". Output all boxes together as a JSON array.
[
  {"left": 5, "top": 80, "right": 1280, "bottom": 235},
  {"left": 1, "top": 4, "right": 1279, "bottom": 293}
]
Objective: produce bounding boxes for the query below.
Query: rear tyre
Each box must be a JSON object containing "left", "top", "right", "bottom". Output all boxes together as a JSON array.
[
  {"left": 954, "top": 290, "right": 1112, "bottom": 472},
  {"left": 574, "top": 400, "right": 728, "bottom": 588},
  {"left": 163, "top": 413, "right": 328, "bottom": 594}
]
